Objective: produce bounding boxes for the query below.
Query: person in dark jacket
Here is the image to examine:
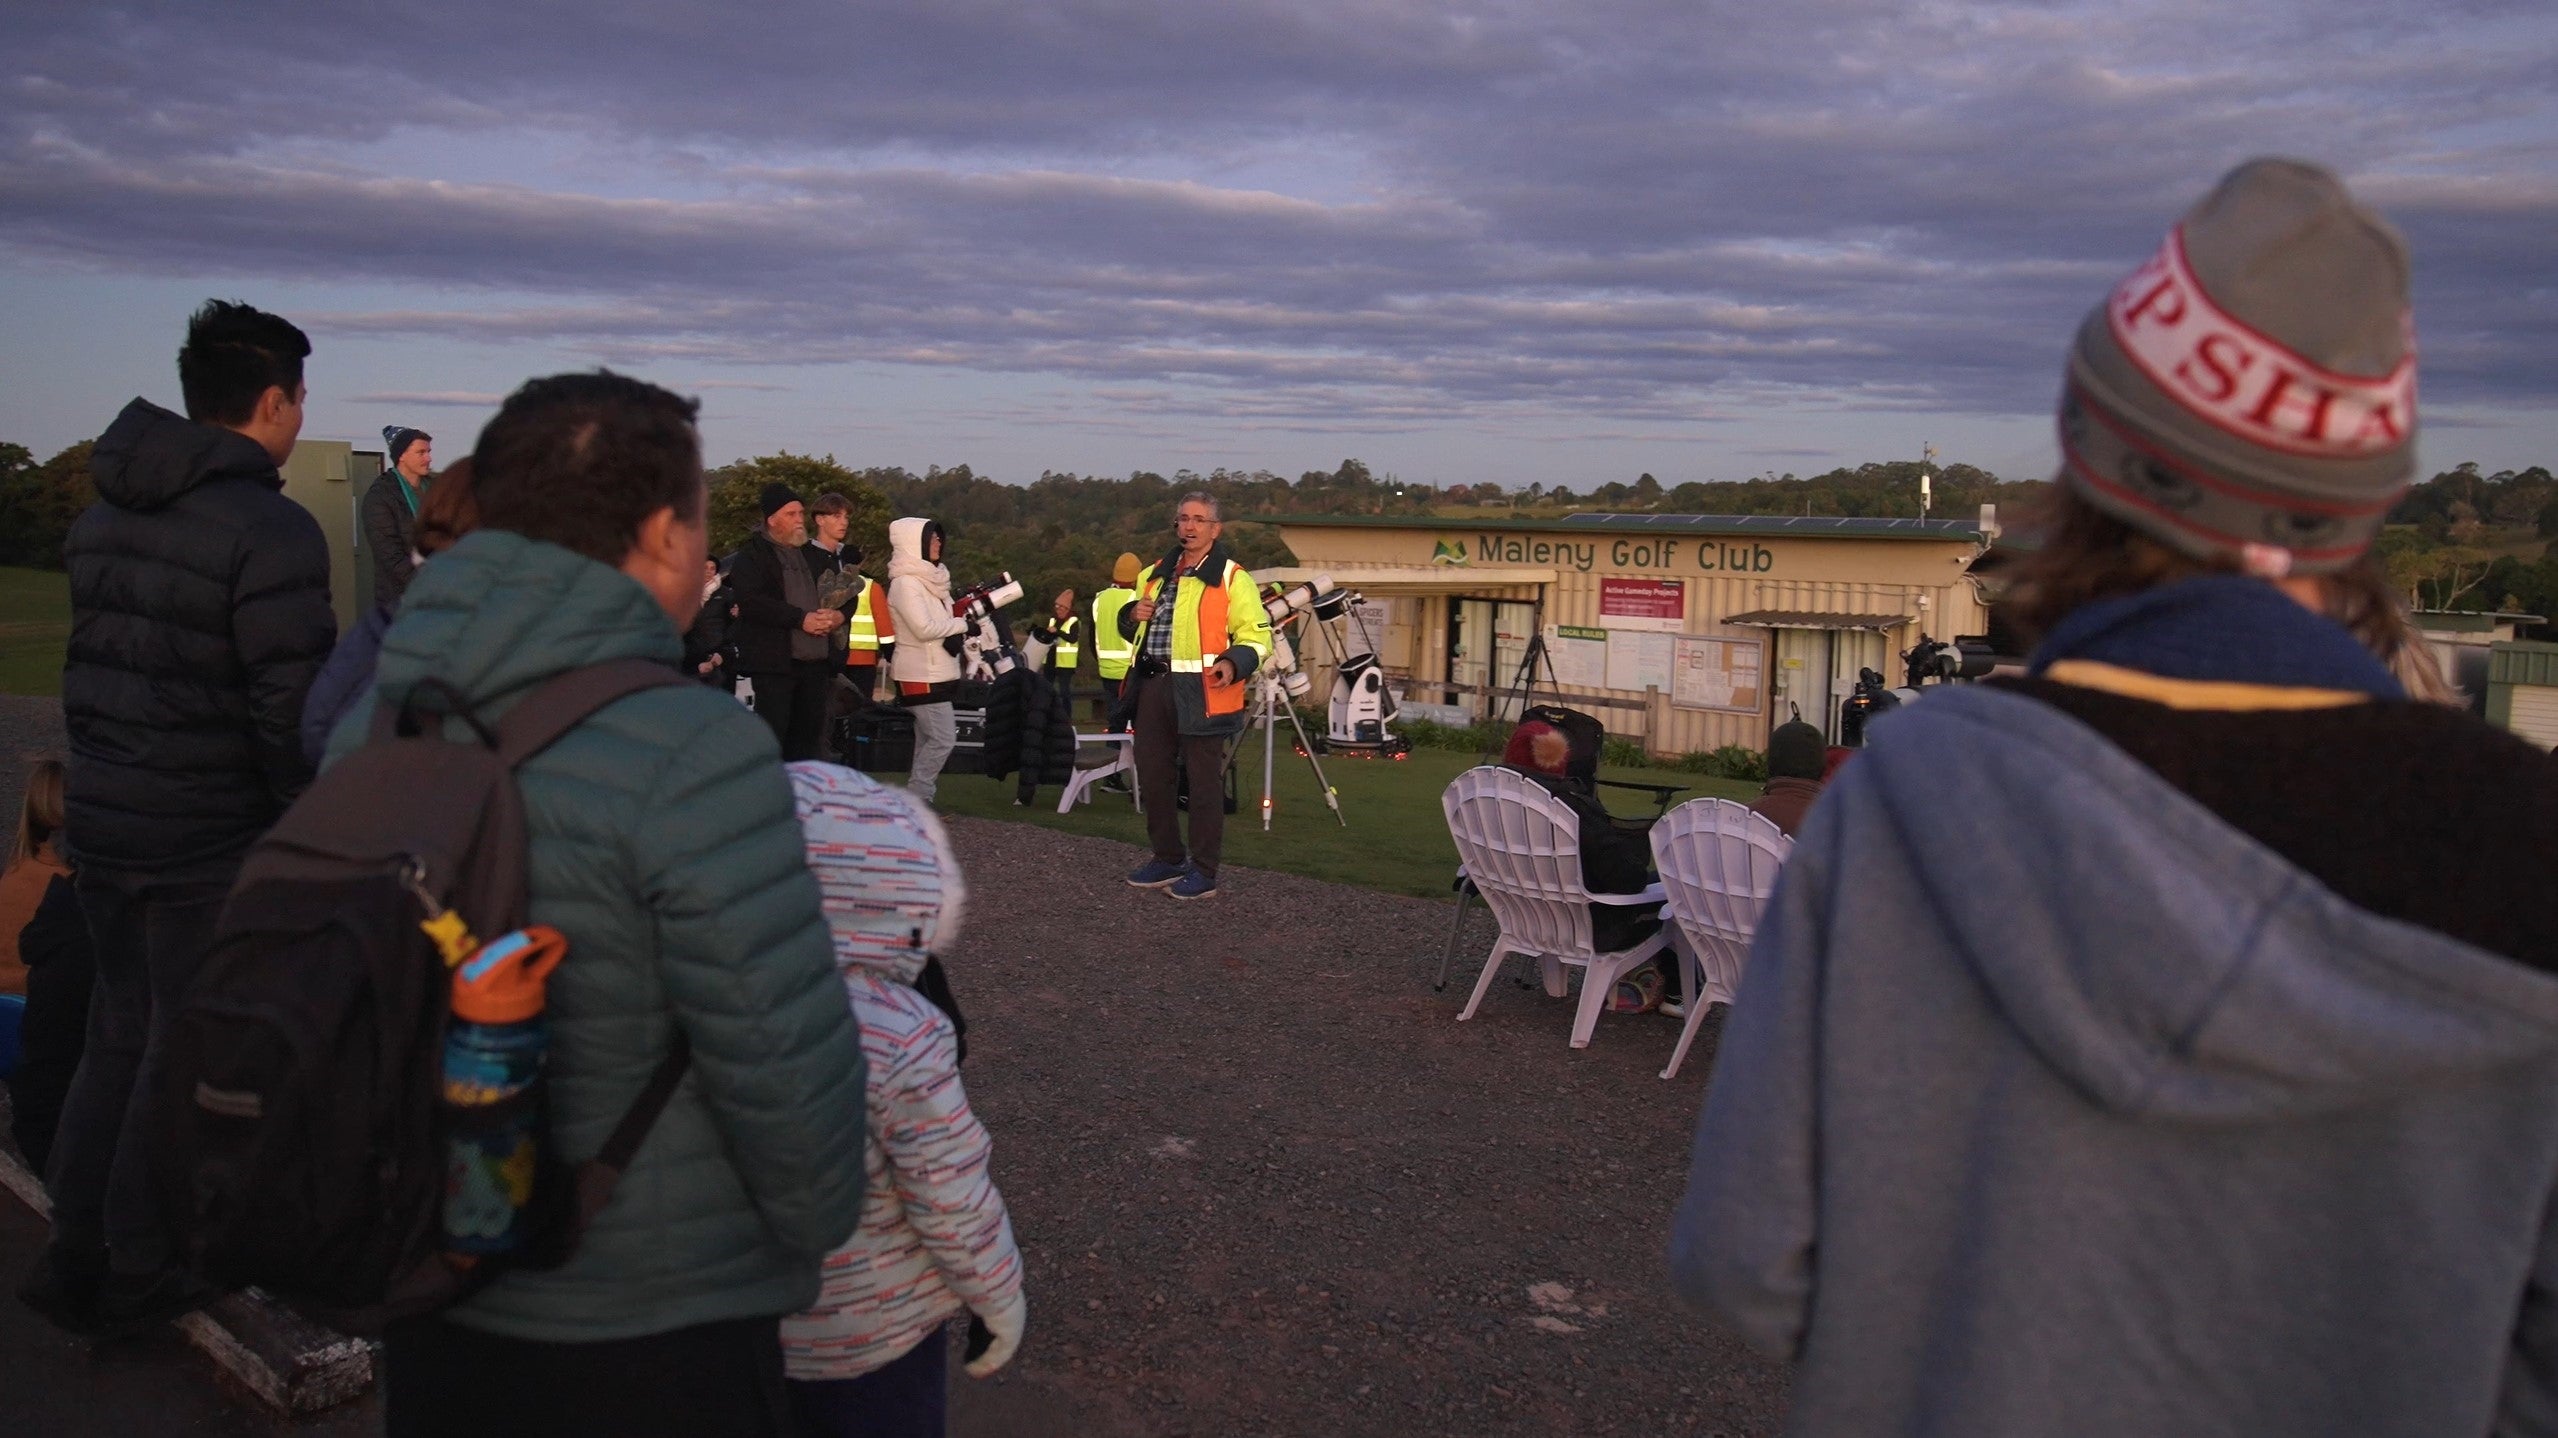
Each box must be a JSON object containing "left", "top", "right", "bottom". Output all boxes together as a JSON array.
[
  {"left": 26, "top": 300, "right": 335, "bottom": 1339},
  {"left": 362, "top": 425, "right": 433, "bottom": 607},
  {"left": 301, "top": 457, "right": 480, "bottom": 764},
  {"left": 1746, "top": 720, "right": 1827, "bottom": 838},
  {"left": 1500, "top": 719, "right": 1661, "bottom": 954},
  {"left": 684, "top": 556, "right": 741, "bottom": 686},
  {"left": 343, "top": 371, "right": 867, "bottom": 1438},
  {"left": 728, "top": 485, "right": 844, "bottom": 761},
  {"left": 979, "top": 664, "right": 1080, "bottom": 806},
  {"left": 1671, "top": 160, "right": 2558, "bottom": 1438},
  {"left": 10, "top": 872, "right": 92, "bottom": 1177}
]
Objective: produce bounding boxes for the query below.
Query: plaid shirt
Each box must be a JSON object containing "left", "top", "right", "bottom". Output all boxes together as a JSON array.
[{"left": 1142, "top": 557, "right": 1197, "bottom": 666}]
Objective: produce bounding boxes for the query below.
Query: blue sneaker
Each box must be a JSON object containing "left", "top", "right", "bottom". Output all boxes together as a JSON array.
[
  {"left": 1126, "top": 858, "right": 1188, "bottom": 888},
  {"left": 1168, "top": 865, "right": 1218, "bottom": 900}
]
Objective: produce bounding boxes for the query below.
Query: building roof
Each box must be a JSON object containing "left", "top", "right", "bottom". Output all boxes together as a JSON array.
[
  {"left": 1269, "top": 512, "right": 1985, "bottom": 541},
  {"left": 1726, "top": 609, "right": 1916, "bottom": 631}
]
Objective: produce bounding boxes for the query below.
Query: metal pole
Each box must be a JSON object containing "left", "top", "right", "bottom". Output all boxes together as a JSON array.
[{"left": 1261, "top": 679, "right": 1279, "bottom": 832}]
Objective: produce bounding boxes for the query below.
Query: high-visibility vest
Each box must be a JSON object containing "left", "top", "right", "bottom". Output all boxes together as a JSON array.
[
  {"left": 1091, "top": 587, "right": 1137, "bottom": 679},
  {"left": 846, "top": 579, "right": 888, "bottom": 658},
  {"left": 1133, "top": 549, "right": 1272, "bottom": 719},
  {"left": 1050, "top": 613, "right": 1080, "bottom": 670}
]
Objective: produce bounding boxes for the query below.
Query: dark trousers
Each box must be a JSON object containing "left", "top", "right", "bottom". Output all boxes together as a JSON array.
[
  {"left": 788, "top": 1327, "right": 949, "bottom": 1438},
  {"left": 1132, "top": 673, "right": 1230, "bottom": 878},
  {"left": 47, "top": 864, "right": 231, "bottom": 1270},
  {"left": 383, "top": 1313, "right": 797, "bottom": 1438},
  {"left": 1100, "top": 674, "right": 1130, "bottom": 735},
  {"left": 749, "top": 660, "right": 836, "bottom": 762},
  {"left": 845, "top": 661, "right": 879, "bottom": 706}
]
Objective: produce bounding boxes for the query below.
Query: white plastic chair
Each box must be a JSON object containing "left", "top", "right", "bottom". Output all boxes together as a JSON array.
[
  {"left": 1441, "top": 767, "right": 1669, "bottom": 1051},
  {"left": 1649, "top": 798, "right": 1792, "bottom": 1081}
]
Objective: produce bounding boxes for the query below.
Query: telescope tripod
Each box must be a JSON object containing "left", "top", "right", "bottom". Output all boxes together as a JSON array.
[{"left": 1229, "top": 670, "right": 1344, "bottom": 831}]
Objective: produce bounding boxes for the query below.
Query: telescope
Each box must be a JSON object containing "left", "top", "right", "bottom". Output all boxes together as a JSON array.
[
  {"left": 952, "top": 573, "right": 1026, "bottom": 676},
  {"left": 1258, "top": 574, "right": 1405, "bottom": 757}
]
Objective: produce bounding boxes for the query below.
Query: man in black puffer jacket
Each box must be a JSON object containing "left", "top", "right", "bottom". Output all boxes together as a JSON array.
[{"left": 23, "top": 300, "right": 336, "bottom": 1340}]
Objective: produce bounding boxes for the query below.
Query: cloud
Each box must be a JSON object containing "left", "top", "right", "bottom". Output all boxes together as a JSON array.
[
  {"left": 344, "top": 390, "right": 505, "bottom": 406},
  {"left": 0, "top": 0, "right": 2552, "bottom": 459}
]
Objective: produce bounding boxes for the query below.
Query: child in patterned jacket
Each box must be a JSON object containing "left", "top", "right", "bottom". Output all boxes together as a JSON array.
[{"left": 783, "top": 762, "right": 1027, "bottom": 1438}]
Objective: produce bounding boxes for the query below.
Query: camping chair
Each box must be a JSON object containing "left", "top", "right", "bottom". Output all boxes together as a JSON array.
[
  {"left": 1441, "top": 766, "right": 1670, "bottom": 1051},
  {"left": 1649, "top": 798, "right": 1792, "bottom": 1081}
]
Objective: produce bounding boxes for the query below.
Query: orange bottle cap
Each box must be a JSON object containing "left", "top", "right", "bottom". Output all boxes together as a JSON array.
[{"left": 451, "top": 925, "right": 567, "bottom": 1025}]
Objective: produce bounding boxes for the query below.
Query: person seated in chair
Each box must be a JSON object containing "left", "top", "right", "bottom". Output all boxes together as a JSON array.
[
  {"left": 1748, "top": 720, "right": 1829, "bottom": 838},
  {"left": 1500, "top": 720, "right": 1663, "bottom": 961}
]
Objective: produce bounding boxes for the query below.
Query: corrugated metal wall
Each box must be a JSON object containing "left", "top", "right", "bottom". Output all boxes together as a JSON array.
[{"left": 1280, "top": 558, "right": 1986, "bottom": 757}]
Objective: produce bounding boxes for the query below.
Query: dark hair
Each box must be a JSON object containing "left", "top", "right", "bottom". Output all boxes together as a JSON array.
[
  {"left": 178, "top": 300, "right": 311, "bottom": 425},
  {"left": 811, "top": 492, "right": 851, "bottom": 517},
  {"left": 2002, "top": 484, "right": 2403, "bottom": 654},
  {"left": 471, "top": 371, "right": 703, "bottom": 567},
  {"left": 414, "top": 456, "right": 480, "bottom": 559}
]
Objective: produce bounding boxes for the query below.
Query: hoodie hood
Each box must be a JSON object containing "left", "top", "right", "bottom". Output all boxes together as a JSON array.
[
  {"left": 787, "top": 762, "right": 966, "bottom": 986},
  {"left": 367, "top": 528, "right": 680, "bottom": 718},
  {"left": 90, "top": 397, "right": 280, "bottom": 513},
  {"left": 1849, "top": 685, "right": 2558, "bottom": 1122},
  {"left": 887, "top": 517, "right": 949, "bottom": 589}
]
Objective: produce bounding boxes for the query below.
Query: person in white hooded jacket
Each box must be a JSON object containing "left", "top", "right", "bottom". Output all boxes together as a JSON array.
[
  {"left": 884, "top": 517, "right": 969, "bottom": 803},
  {"left": 782, "top": 763, "right": 1025, "bottom": 1438}
]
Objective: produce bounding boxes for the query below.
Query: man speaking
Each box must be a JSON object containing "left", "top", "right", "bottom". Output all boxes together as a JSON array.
[{"left": 1116, "top": 493, "right": 1270, "bottom": 900}]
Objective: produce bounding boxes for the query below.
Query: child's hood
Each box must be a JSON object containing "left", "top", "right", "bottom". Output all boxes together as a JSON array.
[{"left": 788, "top": 761, "right": 967, "bottom": 987}]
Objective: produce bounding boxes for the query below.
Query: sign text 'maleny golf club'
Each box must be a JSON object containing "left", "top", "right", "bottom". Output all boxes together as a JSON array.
[{"left": 1451, "top": 534, "right": 1778, "bottom": 574}]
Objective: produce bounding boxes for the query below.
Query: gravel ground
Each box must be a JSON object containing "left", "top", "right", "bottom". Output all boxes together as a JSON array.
[
  {"left": 0, "top": 696, "right": 1792, "bottom": 1436},
  {"left": 935, "top": 814, "right": 1788, "bottom": 1437}
]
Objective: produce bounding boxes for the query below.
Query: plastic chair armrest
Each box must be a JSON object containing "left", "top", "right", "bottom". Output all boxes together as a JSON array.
[{"left": 1589, "top": 883, "right": 1667, "bottom": 906}]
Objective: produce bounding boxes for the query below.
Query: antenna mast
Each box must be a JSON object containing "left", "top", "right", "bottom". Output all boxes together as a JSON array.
[{"left": 1918, "top": 442, "right": 1937, "bottom": 519}]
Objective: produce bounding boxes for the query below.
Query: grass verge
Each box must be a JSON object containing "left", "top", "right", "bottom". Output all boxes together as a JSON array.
[
  {"left": 0, "top": 567, "right": 69, "bottom": 698},
  {"left": 910, "top": 732, "right": 1756, "bottom": 898}
]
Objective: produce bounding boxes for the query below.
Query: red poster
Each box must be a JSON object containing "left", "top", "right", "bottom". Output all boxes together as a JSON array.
[{"left": 1599, "top": 577, "right": 1684, "bottom": 630}]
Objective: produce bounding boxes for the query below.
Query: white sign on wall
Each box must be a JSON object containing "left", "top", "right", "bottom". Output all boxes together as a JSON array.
[
  {"left": 1550, "top": 625, "right": 1607, "bottom": 689},
  {"left": 1605, "top": 629, "right": 1675, "bottom": 694}
]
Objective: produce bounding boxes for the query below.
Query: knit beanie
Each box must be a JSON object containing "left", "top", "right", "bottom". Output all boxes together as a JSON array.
[
  {"left": 1112, "top": 552, "right": 1142, "bottom": 585},
  {"left": 1766, "top": 720, "right": 1827, "bottom": 780},
  {"left": 1501, "top": 720, "right": 1571, "bottom": 776},
  {"left": 759, "top": 482, "right": 803, "bottom": 519},
  {"left": 787, "top": 762, "right": 967, "bottom": 987},
  {"left": 2059, "top": 158, "right": 2416, "bottom": 578},
  {"left": 382, "top": 426, "right": 430, "bottom": 465}
]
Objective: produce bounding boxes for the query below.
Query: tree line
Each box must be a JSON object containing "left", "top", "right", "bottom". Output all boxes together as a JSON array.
[{"left": 7, "top": 436, "right": 2553, "bottom": 635}]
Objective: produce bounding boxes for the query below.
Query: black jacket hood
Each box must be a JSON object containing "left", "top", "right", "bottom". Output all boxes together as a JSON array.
[{"left": 91, "top": 397, "right": 280, "bottom": 513}]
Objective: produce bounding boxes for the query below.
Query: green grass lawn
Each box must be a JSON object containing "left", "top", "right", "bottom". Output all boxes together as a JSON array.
[
  {"left": 0, "top": 566, "right": 69, "bottom": 697},
  {"left": 917, "top": 733, "right": 1757, "bottom": 898}
]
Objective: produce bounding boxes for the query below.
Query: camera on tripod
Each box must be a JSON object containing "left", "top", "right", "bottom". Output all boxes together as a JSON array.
[{"left": 1901, "top": 633, "right": 1996, "bottom": 688}]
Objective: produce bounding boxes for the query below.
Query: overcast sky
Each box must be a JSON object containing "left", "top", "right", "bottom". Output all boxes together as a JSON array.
[{"left": 2, "top": 1, "right": 2551, "bottom": 489}]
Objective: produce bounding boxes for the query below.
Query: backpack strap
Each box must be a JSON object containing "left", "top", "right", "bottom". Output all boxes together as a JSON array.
[
  {"left": 573, "top": 1032, "right": 693, "bottom": 1228},
  {"left": 495, "top": 658, "right": 692, "bottom": 768}
]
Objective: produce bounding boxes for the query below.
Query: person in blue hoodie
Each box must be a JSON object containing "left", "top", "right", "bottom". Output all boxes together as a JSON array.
[{"left": 1670, "top": 159, "right": 2558, "bottom": 1438}]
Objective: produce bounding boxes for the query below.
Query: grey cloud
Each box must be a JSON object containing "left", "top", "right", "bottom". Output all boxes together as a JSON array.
[
  {"left": 344, "top": 390, "right": 506, "bottom": 406},
  {"left": 0, "top": 0, "right": 2552, "bottom": 446}
]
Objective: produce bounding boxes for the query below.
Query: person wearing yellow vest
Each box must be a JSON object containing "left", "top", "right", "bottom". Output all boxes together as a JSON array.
[
  {"left": 1117, "top": 494, "right": 1272, "bottom": 900},
  {"left": 1090, "top": 554, "right": 1141, "bottom": 736},
  {"left": 843, "top": 573, "right": 892, "bottom": 703},
  {"left": 1028, "top": 589, "right": 1081, "bottom": 712}
]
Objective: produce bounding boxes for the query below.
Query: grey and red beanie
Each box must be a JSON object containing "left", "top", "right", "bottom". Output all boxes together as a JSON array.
[{"left": 2059, "top": 157, "right": 2417, "bottom": 577}]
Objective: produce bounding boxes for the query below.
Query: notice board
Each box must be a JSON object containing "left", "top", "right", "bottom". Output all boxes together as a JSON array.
[
  {"left": 1550, "top": 625, "right": 1607, "bottom": 689},
  {"left": 1597, "top": 577, "right": 1685, "bottom": 631},
  {"left": 1672, "top": 635, "right": 1765, "bottom": 714},
  {"left": 1605, "top": 629, "right": 1675, "bottom": 693}
]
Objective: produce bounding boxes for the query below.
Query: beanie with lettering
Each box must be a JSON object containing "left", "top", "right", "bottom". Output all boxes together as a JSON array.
[{"left": 2059, "top": 157, "right": 2417, "bottom": 577}]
